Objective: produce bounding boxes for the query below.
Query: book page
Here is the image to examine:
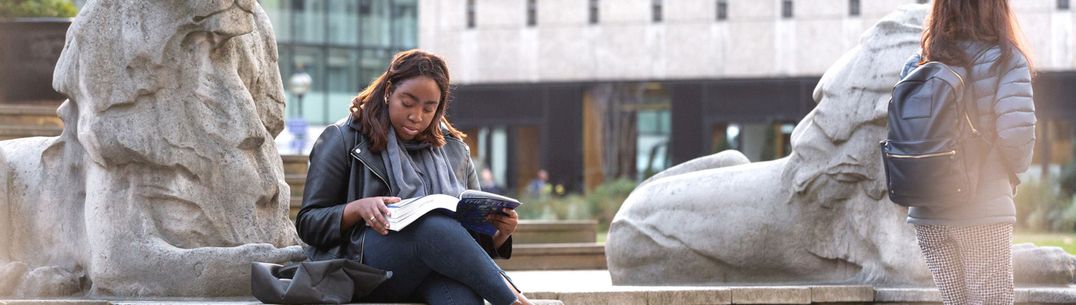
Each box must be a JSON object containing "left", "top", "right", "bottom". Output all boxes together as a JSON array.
[{"left": 385, "top": 194, "right": 459, "bottom": 232}]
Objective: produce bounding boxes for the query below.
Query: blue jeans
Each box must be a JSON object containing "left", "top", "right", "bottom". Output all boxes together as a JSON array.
[{"left": 358, "top": 214, "right": 518, "bottom": 305}]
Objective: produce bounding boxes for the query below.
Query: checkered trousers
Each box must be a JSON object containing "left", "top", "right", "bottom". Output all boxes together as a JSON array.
[{"left": 913, "top": 223, "right": 1014, "bottom": 305}]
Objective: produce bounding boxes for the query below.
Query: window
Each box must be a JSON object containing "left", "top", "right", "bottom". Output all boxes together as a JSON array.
[
  {"left": 917, "top": 0, "right": 929, "bottom": 4},
  {"left": 716, "top": 0, "right": 728, "bottom": 21},
  {"left": 466, "top": 0, "right": 475, "bottom": 28},
  {"left": 652, "top": 0, "right": 663, "bottom": 23},
  {"left": 527, "top": 0, "right": 537, "bottom": 26},
  {"left": 849, "top": 0, "right": 860, "bottom": 16},
  {"left": 358, "top": 0, "right": 371, "bottom": 15},
  {"left": 589, "top": 0, "right": 599, "bottom": 24},
  {"left": 781, "top": 0, "right": 793, "bottom": 19},
  {"left": 1061, "top": 0, "right": 1071, "bottom": 10}
]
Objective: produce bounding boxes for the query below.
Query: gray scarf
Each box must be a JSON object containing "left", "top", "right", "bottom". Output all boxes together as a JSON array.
[{"left": 380, "top": 126, "right": 465, "bottom": 198}]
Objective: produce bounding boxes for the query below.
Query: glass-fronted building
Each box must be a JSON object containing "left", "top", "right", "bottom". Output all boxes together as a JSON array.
[{"left": 262, "top": 0, "right": 418, "bottom": 126}]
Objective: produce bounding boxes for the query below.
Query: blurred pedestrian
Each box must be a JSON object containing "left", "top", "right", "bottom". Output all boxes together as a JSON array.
[
  {"left": 526, "top": 169, "right": 549, "bottom": 199},
  {"left": 480, "top": 167, "right": 506, "bottom": 195}
]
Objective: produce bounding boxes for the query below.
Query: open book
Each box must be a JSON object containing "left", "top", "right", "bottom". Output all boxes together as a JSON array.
[{"left": 385, "top": 190, "right": 522, "bottom": 236}]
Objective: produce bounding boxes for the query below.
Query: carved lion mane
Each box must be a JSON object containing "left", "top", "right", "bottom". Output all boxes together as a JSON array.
[{"left": 0, "top": 0, "right": 302, "bottom": 297}]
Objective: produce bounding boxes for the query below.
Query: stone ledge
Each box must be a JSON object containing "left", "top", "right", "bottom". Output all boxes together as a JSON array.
[
  {"left": 1, "top": 300, "right": 563, "bottom": 305},
  {"left": 876, "top": 287, "right": 1076, "bottom": 304},
  {"left": 513, "top": 243, "right": 605, "bottom": 255},
  {"left": 5, "top": 287, "right": 1076, "bottom": 304},
  {"left": 1021, "top": 287, "right": 1076, "bottom": 303},
  {"left": 497, "top": 243, "right": 607, "bottom": 271},
  {"left": 280, "top": 154, "right": 309, "bottom": 163},
  {"left": 0, "top": 104, "right": 61, "bottom": 115},
  {"left": 281, "top": 155, "right": 308, "bottom": 175},
  {"left": 0, "top": 301, "right": 109, "bottom": 305},
  {"left": 526, "top": 286, "right": 1076, "bottom": 304},
  {"left": 810, "top": 285, "right": 875, "bottom": 303},
  {"left": 0, "top": 125, "right": 62, "bottom": 135},
  {"left": 730, "top": 286, "right": 810, "bottom": 304},
  {"left": 534, "top": 286, "right": 734, "bottom": 305},
  {"left": 515, "top": 220, "right": 597, "bottom": 244},
  {"left": 874, "top": 287, "right": 942, "bottom": 303}
]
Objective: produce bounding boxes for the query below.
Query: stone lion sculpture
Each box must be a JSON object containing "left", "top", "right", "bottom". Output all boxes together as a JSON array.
[
  {"left": 607, "top": 4, "right": 1076, "bottom": 287},
  {"left": 0, "top": 0, "right": 304, "bottom": 296}
]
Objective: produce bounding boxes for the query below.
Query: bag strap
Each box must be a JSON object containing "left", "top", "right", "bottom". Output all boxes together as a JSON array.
[
  {"left": 960, "top": 45, "right": 1022, "bottom": 187},
  {"left": 958, "top": 45, "right": 995, "bottom": 138}
]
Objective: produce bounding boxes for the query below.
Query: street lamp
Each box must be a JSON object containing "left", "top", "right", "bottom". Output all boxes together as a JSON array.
[
  {"left": 288, "top": 68, "right": 313, "bottom": 154},
  {"left": 289, "top": 68, "right": 312, "bottom": 117}
]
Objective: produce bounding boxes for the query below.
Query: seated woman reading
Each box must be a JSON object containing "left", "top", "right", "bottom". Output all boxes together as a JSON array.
[{"left": 296, "top": 49, "right": 531, "bottom": 305}]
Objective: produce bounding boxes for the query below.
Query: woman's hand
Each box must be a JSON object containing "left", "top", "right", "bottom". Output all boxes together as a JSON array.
[
  {"left": 489, "top": 208, "right": 518, "bottom": 248},
  {"left": 343, "top": 196, "right": 400, "bottom": 235}
]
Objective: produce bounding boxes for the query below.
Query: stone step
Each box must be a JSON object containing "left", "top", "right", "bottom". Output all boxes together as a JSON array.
[
  {"left": 0, "top": 125, "right": 62, "bottom": 140},
  {"left": 526, "top": 286, "right": 873, "bottom": 305},
  {"left": 0, "top": 300, "right": 564, "bottom": 305},
  {"left": 497, "top": 243, "right": 607, "bottom": 271},
  {"left": 285, "top": 174, "right": 305, "bottom": 198},
  {"left": 523, "top": 285, "right": 1076, "bottom": 304},
  {"left": 289, "top": 196, "right": 302, "bottom": 220},
  {"left": 514, "top": 220, "right": 597, "bottom": 244},
  {"left": 0, "top": 104, "right": 63, "bottom": 128},
  {"left": 7, "top": 286, "right": 1076, "bottom": 305},
  {"left": 280, "top": 154, "right": 307, "bottom": 177}
]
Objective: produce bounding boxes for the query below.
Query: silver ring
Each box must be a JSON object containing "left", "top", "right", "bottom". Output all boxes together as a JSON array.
[{"left": 369, "top": 216, "right": 376, "bottom": 222}]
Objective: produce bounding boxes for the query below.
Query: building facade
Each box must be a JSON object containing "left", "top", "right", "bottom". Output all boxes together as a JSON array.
[
  {"left": 420, "top": 0, "right": 1076, "bottom": 194},
  {"left": 262, "top": 0, "right": 419, "bottom": 126}
]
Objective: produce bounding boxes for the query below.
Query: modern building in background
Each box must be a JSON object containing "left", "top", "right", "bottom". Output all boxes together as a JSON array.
[
  {"left": 261, "top": 0, "right": 419, "bottom": 153},
  {"left": 420, "top": 0, "right": 1076, "bottom": 195}
]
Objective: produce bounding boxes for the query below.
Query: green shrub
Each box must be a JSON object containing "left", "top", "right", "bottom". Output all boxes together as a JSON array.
[
  {"left": 584, "top": 178, "right": 636, "bottom": 232},
  {"left": 1016, "top": 179, "right": 1076, "bottom": 232},
  {"left": 517, "top": 178, "right": 637, "bottom": 232},
  {"left": 517, "top": 194, "right": 589, "bottom": 220},
  {"left": 1061, "top": 162, "right": 1076, "bottom": 197},
  {"left": 0, "top": 0, "right": 78, "bottom": 18}
]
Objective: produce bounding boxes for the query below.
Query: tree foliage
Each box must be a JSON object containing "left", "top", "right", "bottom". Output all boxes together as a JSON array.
[{"left": 0, "top": 0, "right": 77, "bottom": 18}]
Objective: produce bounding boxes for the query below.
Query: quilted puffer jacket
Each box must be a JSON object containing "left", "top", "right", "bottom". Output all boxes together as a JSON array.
[{"left": 899, "top": 42, "right": 1036, "bottom": 225}]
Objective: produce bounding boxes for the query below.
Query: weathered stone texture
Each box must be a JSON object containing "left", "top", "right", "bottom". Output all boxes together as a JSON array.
[{"left": 0, "top": 0, "right": 303, "bottom": 297}]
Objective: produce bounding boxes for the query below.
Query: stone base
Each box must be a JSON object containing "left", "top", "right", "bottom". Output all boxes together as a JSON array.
[
  {"left": 514, "top": 220, "right": 598, "bottom": 244},
  {"left": 524, "top": 286, "right": 1076, "bottom": 305},
  {"left": 0, "top": 299, "right": 563, "bottom": 305},
  {"left": 3, "top": 287, "right": 1075, "bottom": 305},
  {"left": 496, "top": 243, "right": 607, "bottom": 270}
]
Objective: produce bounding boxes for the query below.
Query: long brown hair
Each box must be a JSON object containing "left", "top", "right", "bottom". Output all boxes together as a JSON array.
[
  {"left": 349, "top": 50, "right": 465, "bottom": 153},
  {"left": 920, "top": 0, "right": 1033, "bottom": 73}
]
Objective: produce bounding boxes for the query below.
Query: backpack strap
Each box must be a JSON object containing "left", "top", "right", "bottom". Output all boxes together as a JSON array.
[
  {"left": 959, "top": 45, "right": 995, "bottom": 138},
  {"left": 961, "top": 45, "right": 1023, "bottom": 187}
]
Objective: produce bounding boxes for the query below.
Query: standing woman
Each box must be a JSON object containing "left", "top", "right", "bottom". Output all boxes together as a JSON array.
[
  {"left": 901, "top": 1, "right": 1036, "bottom": 304},
  {"left": 297, "top": 50, "right": 531, "bottom": 305}
]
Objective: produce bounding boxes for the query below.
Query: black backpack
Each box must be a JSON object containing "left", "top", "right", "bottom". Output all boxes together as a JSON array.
[{"left": 881, "top": 60, "right": 986, "bottom": 207}]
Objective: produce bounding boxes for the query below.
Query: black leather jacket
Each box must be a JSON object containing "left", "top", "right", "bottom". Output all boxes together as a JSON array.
[{"left": 296, "top": 116, "right": 512, "bottom": 261}]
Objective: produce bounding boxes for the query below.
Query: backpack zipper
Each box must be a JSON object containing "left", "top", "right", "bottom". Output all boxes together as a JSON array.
[
  {"left": 964, "top": 113, "right": 980, "bottom": 135},
  {"left": 886, "top": 150, "right": 957, "bottom": 159}
]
